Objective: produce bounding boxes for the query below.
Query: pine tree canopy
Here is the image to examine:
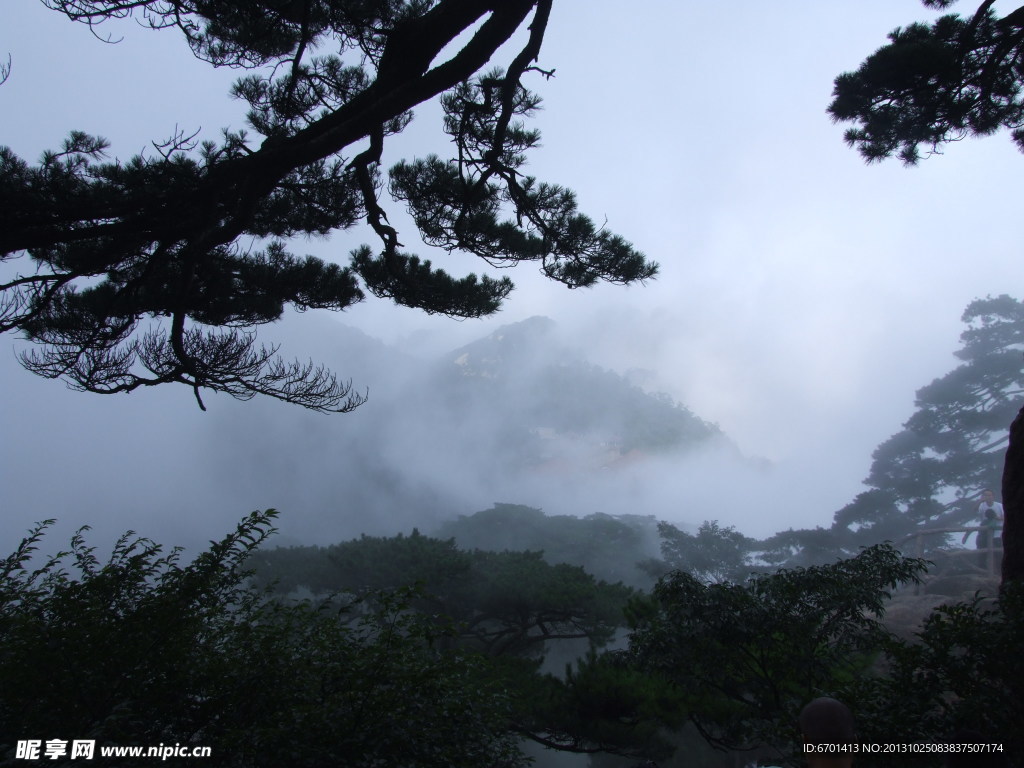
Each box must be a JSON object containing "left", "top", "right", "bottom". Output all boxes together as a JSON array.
[
  {"left": 829, "top": 0, "right": 1024, "bottom": 164},
  {"left": 832, "top": 296, "right": 1024, "bottom": 545},
  {"left": 0, "top": 1, "right": 656, "bottom": 411},
  {"left": 832, "top": 0, "right": 1024, "bottom": 587}
]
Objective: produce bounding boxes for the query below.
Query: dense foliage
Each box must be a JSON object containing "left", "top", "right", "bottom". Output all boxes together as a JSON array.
[
  {"left": 252, "top": 526, "right": 636, "bottom": 657},
  {"left": 641, "top": 520, "right": 755, "bottom": 584},
  {"left": 0, "top": 0, "right": 655, "bottom": 411},
  {"left": 4, "top": 509, "right": 1023, "bottom": 766},
  {"left": 627, "top": 544, "right": 928, "bottom": 759},
  {"left": 0, "top": 511, "right": 524, "bottom": 767},
  {"left": 434, "top": 503, "right": 661, "bottom": 588},
  {"left": 856, "top": 585, "right": 1024, "bottom": 764},
  {"left": 249, "top": 525, "right": 672, "bottom": 757}
]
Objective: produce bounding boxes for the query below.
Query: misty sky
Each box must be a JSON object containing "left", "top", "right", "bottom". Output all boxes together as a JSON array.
[{"left": 1, "top": 2, "right": 1020, "bottom": 551}]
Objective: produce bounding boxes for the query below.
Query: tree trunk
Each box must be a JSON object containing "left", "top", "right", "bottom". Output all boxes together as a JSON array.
[{"left": 1000, "top": 405, "right": 1024, "bottom": 585}]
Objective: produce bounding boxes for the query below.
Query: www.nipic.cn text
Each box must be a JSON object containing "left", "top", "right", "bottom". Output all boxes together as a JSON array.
[{"left": 16, "top": 740, "right": 212, "bottom": 761}]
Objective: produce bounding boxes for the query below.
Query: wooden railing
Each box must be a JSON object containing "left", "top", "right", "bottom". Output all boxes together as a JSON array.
[{"left": 896, "top": 527, "right": 1002, "bottom": 593}]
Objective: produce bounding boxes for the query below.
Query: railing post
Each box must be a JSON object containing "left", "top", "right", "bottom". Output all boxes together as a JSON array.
[{"left": 915, "top": 532, "right": 924, "bottom": 595}]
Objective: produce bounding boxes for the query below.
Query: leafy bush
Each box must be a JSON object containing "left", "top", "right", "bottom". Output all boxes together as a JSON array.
[
  {"left": 0, "top": 511, "right": 524, "bottom": 767},
  {"left": 627, "top": 544, "right": 928, "bottom": 757}
]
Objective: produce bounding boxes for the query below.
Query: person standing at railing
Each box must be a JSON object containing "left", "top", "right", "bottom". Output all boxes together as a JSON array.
[
  {"left": 962, "top": 506, "right": 1004, "bottom": 570},
  {"left": 977, "top": 489, "right": 1005, "bottom": 522}
]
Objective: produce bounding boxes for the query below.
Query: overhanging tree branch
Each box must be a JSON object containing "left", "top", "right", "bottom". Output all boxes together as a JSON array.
[{"left": 1, "top": 0, "right": 656, "bottom": 411}]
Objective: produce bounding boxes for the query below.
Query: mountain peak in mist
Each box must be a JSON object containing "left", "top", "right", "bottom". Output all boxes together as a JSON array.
[
  {"left": 429, "top": 316, "right": 722, "bottom": 468},
  {"left": 446, "top": 316, "right": 562, "bottom": 378}
]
